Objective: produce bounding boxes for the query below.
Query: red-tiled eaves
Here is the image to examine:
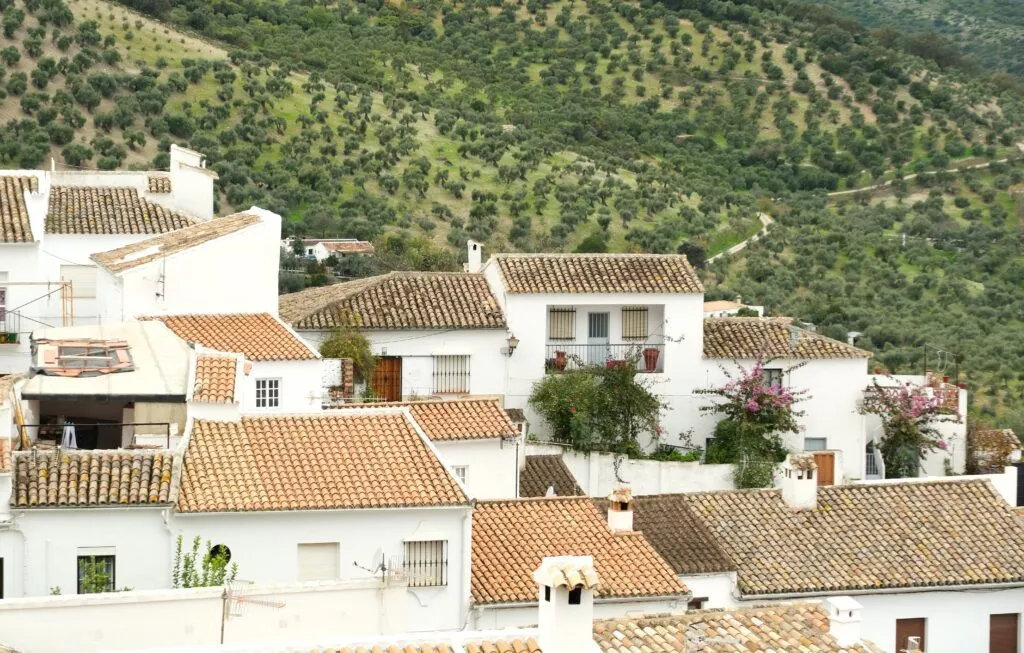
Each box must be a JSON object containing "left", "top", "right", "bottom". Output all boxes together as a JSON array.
[{"left": 144, "top": 313, "right": 317, "bottom": 361}]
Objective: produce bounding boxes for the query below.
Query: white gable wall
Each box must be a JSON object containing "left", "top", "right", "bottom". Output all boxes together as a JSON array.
[
  {"left": 243, "top": 359, "right": 324, "bottom": 413},
  {"left": 432, "top": 438, "right": 520, "bottom": 499},
  {"left": 0, "top": 245, "right": 41, "bottom": 374},
  {"left": 173, "top": 505, "right": 472, "bottom": 633}
]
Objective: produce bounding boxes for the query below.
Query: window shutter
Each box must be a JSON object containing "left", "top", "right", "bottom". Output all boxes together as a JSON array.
[
  {"left": 621, "top": 306, "right": 648, "bottom": 339},
  {"left": 297, "top": 542, "right": 340, "bottom": 581},
  {"left": 548, "top": 308, "right": 576, "bottom": 340},
  {"left": 60, "top": 265, "right": 97, "bottom": 299}
]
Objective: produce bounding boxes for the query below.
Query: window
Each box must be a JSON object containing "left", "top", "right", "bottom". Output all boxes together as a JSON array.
[
  {"left": 804, "top": 437, "right": 828, "bottom": 452},
  {"left": 306, "top": 248, "right": 314, "bottom": 256},
  {"left": 895, "top": 618, "right": 926, "bottom": 653},
  {"left": 621, "top": 306, "right": 648, "bottom": 340},
  {"left": 452, "top": 465, "right": 468, "bottom": 484},
  {"left": 255, "top": 378, "right": 280, "bottom": 408},
  {"left": 60, "top": 265, "right": 97, "bottom": 299},
  {"left": 568, "top": 587, "right": 582, "bottom": 604},
  {"left": 77, "top": 554, "right": 115, "bottom": 594},
  {"left": 548, "top": 307, "right": 576, "bottom": 340},
  {"left": 404, "top": 540, "right": 448, "bottom": 587},
  {"left": 544, "top": 586, "right": 551, "bottom": 602},
  {"left": 432, "top": 355, "right": 470, "bottom": 394},
  {"left": 762, "top": 368, "right": 784, "bottom": 386},
  {"left": 688, "top": 597, "right": 709, "bottom": 610},
  {"left": 297, "top": 542, "right": 339, "bottom": 581}
]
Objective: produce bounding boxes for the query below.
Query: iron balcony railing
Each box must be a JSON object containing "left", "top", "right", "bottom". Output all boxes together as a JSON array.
[
  {"left": 0, "top": 308, "right": 21, "bottom": 344},
  {"left": 545, "top": 343, "right": 665, "bottom": 373}
]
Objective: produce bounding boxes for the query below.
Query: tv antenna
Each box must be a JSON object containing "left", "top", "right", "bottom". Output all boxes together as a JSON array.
[{"left": 220, "top": 580, "right": 285, "bottom": 644}]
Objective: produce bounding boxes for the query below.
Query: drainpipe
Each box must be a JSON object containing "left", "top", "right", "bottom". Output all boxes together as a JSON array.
[{"left": 459, "top": 504, "right": 474, "bottom": 630}]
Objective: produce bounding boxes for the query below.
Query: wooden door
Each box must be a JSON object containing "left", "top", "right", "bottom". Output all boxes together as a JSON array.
[
  {"left": 813, "top": 452, "right": 835, "bottom": 486},
  {"left": 991, "top": 614, "right": 1019, "bottom": 653},
  {"left": 896, "top": 618, "right": 926, "bottom": 652},
  {"left": 371, "top": 357, "right": 402, "bottom": 402}
]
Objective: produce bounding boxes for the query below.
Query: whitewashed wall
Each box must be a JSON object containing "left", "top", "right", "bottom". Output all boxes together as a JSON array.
[
  {"left": 297, "top": 328, "right": 509, "bottom": 399},
  {"left": 525, "top": 443, "right": 735, "bottom": 496},
  {"left": 680, "top": 572, "right": 738, "bottom": 609},
  {"left": 433, "top": 438, "right": 520, "bottom": 499},
  {"left": 98, "top": 208, "right": 281, "bottom": 322},
  {"left": 174, "top": 506, "right": 472, "bottom": 633},
  {"left": 472, "top": 596, "right": 686, "bottom": 630},
  {"left": 7, "top": 507, "right": 172, "bottom": 598},
  {"left": 0, "top": 245, "right": 44, "bottom": 374},
  {"left": 0, "top": 579, "right": 411, "bottom": 653},
  {"left": 242, "top": 360, "right": 324, "bottom": 414}
]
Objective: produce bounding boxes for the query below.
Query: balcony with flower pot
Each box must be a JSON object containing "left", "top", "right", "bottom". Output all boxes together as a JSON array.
[{"left": 543, "top": 303, "right": 666, "bottom": 373}]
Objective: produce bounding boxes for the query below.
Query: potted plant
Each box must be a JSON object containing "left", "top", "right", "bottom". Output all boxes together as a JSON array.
[
  {"left": 4, "top": 332, "right": 16, "bottom": 344},
  {"left": 642, "top": 347, "right": 660, "bottom": 371},
  {"left": 554, "top": 350, "right": 568, "bottom": 371}
]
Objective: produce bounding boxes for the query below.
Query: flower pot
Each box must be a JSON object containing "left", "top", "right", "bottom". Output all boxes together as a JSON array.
[
  {"left": 943, "top": 375, "right": 950, "bottom": 383},
  {"left": 554, "top": 351, "right": 567, "bottom": 371},
  {"left": 642, "top": 347, "right": 660, "bottom": 371},
  {"left": 4, "top": 332, "right": 15, "bottom": 344}
]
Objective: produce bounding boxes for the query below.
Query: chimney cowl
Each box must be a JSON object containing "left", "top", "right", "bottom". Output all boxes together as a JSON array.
[
  {"left": 534, "top": 556, "right": 599, "bottom": 653},
  {"left": 780, "top": 454, "right": 817, "bottom": 511},
  {"left": 825, "top": 596, "right": 863, "bottom": 647},
  {"left": 606, "top": 486, "right": 634, "bottom": 533}
]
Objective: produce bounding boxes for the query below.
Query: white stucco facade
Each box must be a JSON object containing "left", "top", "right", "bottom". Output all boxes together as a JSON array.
[
  {"left": 173, "top": 506, "right": 472, "bottom": 633},
  {"left": 243, "top": 359, "right": 324, "bottom": 414},
  {"left": 433, "top": 438, "right": 521, "bottom": 499},
  {"left": 679, "top": 572, "right": 738, "bottom": 609}
]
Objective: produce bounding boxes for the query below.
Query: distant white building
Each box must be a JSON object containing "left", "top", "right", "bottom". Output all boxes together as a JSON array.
[
  {"left": 283, "top": 238, "right": 375, "bottom": 262},
  {"left": 0, "top": 144, "right": 218, "bottom": 374},
  {"left": 703, "top": 297, "right": 764, "bottom": 317}
]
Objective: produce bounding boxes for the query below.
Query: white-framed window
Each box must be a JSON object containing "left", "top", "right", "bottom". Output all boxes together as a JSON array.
[
  {"left": 762, "top": 368, "right": 784, "bottom": 386},
  {"left": 621, "top": 306, "right": 648, "bottom": 340},
  {"left": 548, "top": 307, "right": 576, "bottom": 340},
  {"left": 804, "top": 437, "right": 827, "bottom": 452},
  {"left": 432, "top": 355, "right": 470, "bottom": 393},
  {"left": 452, "top": 465, "right": 468, "bottom": 484},
  {"left": 404, "top": 540, "right": 448, "bottom": 587},
  {"left": 60, "top": 265, "right": 97, "bottom": 299},
  {"left": 297, "top": 542, "right": 339, "bottom": 581},
  {"left": 255, "top": 378, "right": 280, "bottom": 408}
]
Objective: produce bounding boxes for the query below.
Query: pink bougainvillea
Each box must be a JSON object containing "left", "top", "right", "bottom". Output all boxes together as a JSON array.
[{"left": 698, "top": 358, "right": 807, "bottom": 433}]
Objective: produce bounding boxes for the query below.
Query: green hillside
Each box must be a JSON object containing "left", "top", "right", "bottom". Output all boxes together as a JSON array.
[{"left": 1, "top": 0, "right": 1022, "bottom": 423}]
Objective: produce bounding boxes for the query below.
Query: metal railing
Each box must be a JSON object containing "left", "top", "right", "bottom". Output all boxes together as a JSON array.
[
  {"left": 18, "top": 422, "right": 174, "bottom": 450},
  {"left": 0, "top": 309, "right": 21, "bottom": 343},
  {"left": 545, "top": 343, "right": 665, "bottom": 373},
  {"left": 865, "top": 446, "right": 885, "bottom": 479}
]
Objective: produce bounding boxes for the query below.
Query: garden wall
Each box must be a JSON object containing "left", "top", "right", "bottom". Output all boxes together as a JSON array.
[{"left": 525, "top": 443, "right": 735, "bottom": 496}]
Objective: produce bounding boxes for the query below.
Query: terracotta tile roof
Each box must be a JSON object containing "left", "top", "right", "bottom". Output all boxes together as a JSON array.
[
  {"left": 519, "top": 455, "right": 584, "bottom": 497},
  {"left": 91, "top": 212, "right": 260, "bottom": 274},
  {"left": 0, "top": 175, "right": 38, "bottom": 242},
  {"left": 178, "top": 414, "right": 468, "bottom": 513},
  {"left": 322, "top": 240, "right": 375, "bottom": 254},
  {"left": 12, "top": 449, "right": 175, "bottom": 507},
  {"left": 291, "top": 638, "right": 541, "bottom": 653},
  {"left": 345, "top": 398, "right": 517, "bottom": 441},
  {"left": 592, "top": 604, "right": 885, "bottom": 652},
  {"left": 193, "top": 355, "right": 238, "bottom": 403},
  {"left": 465, "top": 641, "right": 541, "bottom": 653},
  {"left": 703, "top": 318, "right": 871, "bottom": 359},
  {"left": 686, "top": 480, "right": 1024, "bottom": 596},
  {"left": 972, "top": 429, "right": 1020, "bottom": 473},
  {"left": 279, "top": 272, "right": 506, "bottom": 330},
  {"left": 593, "top": 494, "right": 733, "bottom": 574},
  {"left": 147, "top": 175, "right": 172, "bottom": 193},
  {"left": 46, "top": 186, "right": 195, "bottom": 235},
  {"left": 492, "top": 254, "right": 703, "bottom": 294},
  {"left": 145, "top": 313, "right": 317, "bottom": 361},
  {"left": 0, "top": 438, "right": 11, "bottom": 474},
  {"left": 471, "top": 497, "right": 687, "bottom": 604}
]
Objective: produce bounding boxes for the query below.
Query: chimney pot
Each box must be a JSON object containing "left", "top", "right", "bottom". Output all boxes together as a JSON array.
[
  {"left": 825, "top": 596, "right": 863, "bottom": 647},
  {"left": 606, "top": 486, "right": 633, "bottom": 533},
  {"left": 780, "top": 454, "right": 817, "bottom": 510},
  {"left": 467, "top": 240, "right": 484, "bottom": 273},
  {"left": 533, "top": 556, "right": 599, "bottom": 653}
]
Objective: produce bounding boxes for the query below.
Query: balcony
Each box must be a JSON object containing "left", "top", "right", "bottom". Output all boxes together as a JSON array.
[
  {"left": 0, "top": 309, "right": 21, "bottom": 344},
  {"left": 544, "top": 343, "right": 665, "bottom": 374}
]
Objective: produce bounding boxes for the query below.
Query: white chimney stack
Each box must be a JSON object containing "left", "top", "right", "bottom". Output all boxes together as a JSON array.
[
  {"left": 467, "top": 240, "right": 483, "bottom": 273},
  {"left": 606, "top": 486, "right": 634, "bottom": 533},
  {"left": 780, "top": 454, "right": 817, "bottom": 510},
  {"left": 533, "top": 556, "right": 599, "bottom": 653},
  {"left": 825, "top": 596, "right": 863, "bottom": 647},
  {"left": 168, "top": 144, "right": 215, "bottom": 221}
]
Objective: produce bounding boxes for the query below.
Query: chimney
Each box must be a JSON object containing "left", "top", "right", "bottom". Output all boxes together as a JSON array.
[
  {"left": 606, "top": 486, "right": 633, "bottom": 533},
  {"left": 467, "top": 240, "right": 483, "bottom": 273},
  {"left": 168, "top": 144, "right": 215, "bottom": 221},
  {"left": 780, "top": 454, "right": 817, "bottom": 510},
  {"left": 533, "top": 556, "right": 599, "bottom": 653},
  {"left": 734, "top": 294, "right": 742, "bottom": 305},
  {"left": 825, "top": 596, "right": 863, "bottom": 647}
]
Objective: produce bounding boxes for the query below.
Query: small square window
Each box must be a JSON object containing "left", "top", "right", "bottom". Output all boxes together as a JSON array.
[
  {"left": 255, "top": 378, "right": 280, "bottom": 408},
  {"left": 804, "top": 437, "right": 828, "bottom": 452},
  {"left": 77, "top": 555, "right": 115, "bottom": 594},
  {"left": 403, "top": 540, "right": 448, "bottom": 587},
  {"left": 762, "top": 368, "right": 784, "bottom": 386},
  {"left": 688, "top": 597, "right": 708, "bottom": 610},
  {"left": 568, "top": 587, "right": 582, "bottom": 604},
  {"left": 452, "top": 466, "right": 468, "bottom": 484}
]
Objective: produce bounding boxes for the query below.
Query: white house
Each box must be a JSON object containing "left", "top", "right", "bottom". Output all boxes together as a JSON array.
[
  {"left": 140, "top": 313, "right": 322, "bottom": 414},
  {"left": 338, "top": 397, "right": 522, "bottom": 499},
  {"left": 173, "top": 409, "right": 473, "bottom": 634},
  {"left": 624, "top": 456, "right": 1024, "bottom": 653},
  {"left": 279, "top": 272, "right": 509, "bottom": 401},
  {"left": 0, "top": 145, "right": 217, "bottom": 375},
  {"left": 468, "top": 494, "right": 689, "bottom": 629},
  {"left": 282, "top": 238, "right": 375, "bottom": 262},
  {"left": 92, "top": 208, "right": 282, "bottom": 322},
  {"left": 703, "top": 297, "right": 765, "bottom": 317}
]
